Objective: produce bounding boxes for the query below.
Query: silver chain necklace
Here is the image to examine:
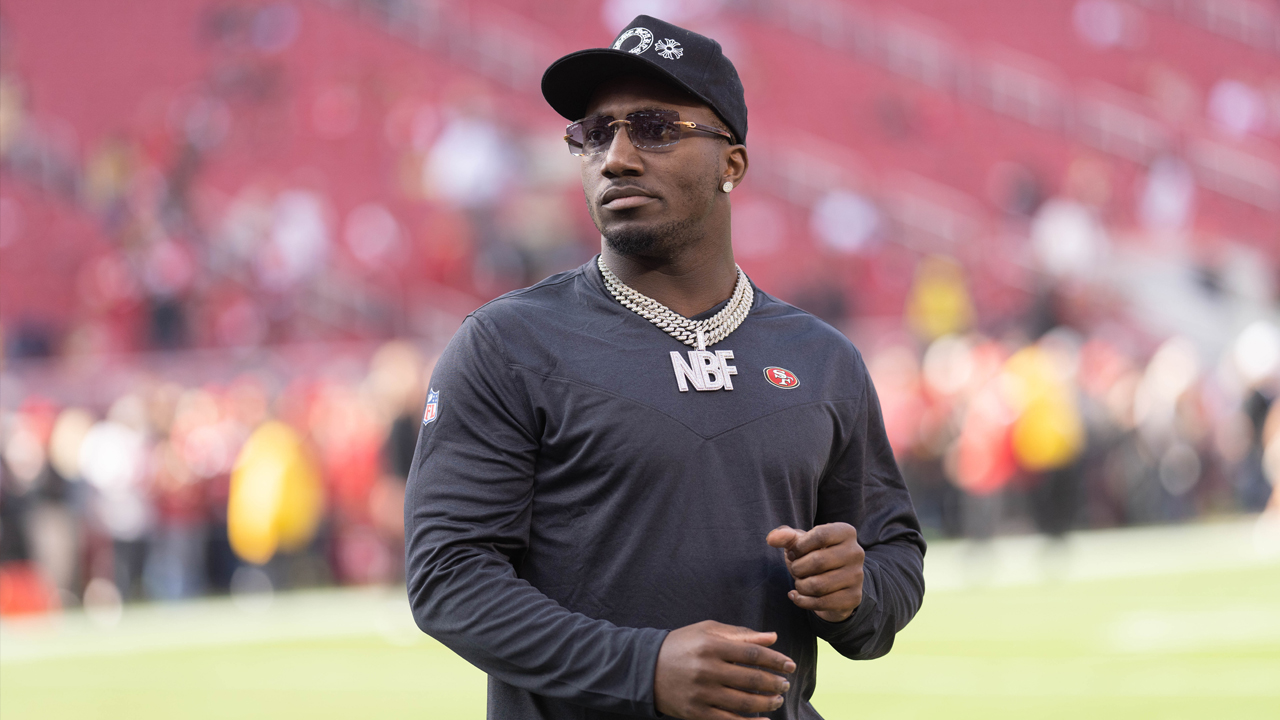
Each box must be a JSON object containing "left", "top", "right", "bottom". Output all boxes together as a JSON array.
[{"left": 597, "top": 255, "right": 752, "bottom": 392}]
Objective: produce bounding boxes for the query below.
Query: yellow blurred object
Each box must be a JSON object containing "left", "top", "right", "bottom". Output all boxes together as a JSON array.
[
  {"left": 1005, "top": 346, "right": 1085, "bottom": 472},
  {"left": 228, "top": 421, "right": 324, "bottom": 565},
  {"left": 905, "top": 255, "right": 975, "bottom": 341},
  {"left": 0, "top": 75, "right": 25, "bottom": 154}
]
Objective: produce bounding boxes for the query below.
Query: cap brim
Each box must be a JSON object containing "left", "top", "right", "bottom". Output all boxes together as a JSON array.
[{"left": 541, "top": 48, "right": 725, "bottom": 133}]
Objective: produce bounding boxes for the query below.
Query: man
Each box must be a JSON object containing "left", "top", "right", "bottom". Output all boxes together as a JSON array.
[{"left": 405, "top": 15, "right": 925, "bottom": 720}]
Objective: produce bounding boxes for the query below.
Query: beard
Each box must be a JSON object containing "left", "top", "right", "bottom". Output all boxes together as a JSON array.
[{"left": 599, "top": 214, "right": 698, "bottom": 258}]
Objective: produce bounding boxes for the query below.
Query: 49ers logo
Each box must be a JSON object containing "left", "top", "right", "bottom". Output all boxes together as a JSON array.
[{"left": 763, "top": 367, "right": 799, "bottom": 389}]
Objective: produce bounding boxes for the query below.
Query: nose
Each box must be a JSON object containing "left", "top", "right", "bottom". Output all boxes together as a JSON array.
[{"left": 601, "top": 123, "right": 644, "bottom": 178}]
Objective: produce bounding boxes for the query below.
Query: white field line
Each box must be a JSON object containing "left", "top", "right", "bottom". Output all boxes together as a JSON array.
[{"left": 3, "top": 516, "right": 1278, "bottom": 665}]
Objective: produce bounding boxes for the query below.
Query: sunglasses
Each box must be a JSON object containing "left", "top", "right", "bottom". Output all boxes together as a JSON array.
[{"left": 564, "top": 110, "right": 734, "bottom": 156}]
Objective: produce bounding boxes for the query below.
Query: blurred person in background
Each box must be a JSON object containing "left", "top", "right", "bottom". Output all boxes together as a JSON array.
[
  {"left": 424, "top": 89, "right": 523, "bottom": 293},
  {"left": 1008, "top": 332, "right": 1087, "bottom": 539},
  {"left": 404, "top": 16, "right": 925, "bottom": 720},
  {"left": 5, "top": 401, "right": 81, "bottom": 605},
  {"left": 0, "top": 399, "right": 66, "bottom": 613},
  {"left": 226, "top": 395, "right": 325, "bottom": 589},
  {"left": 367, "top": 341, "right": 431, "bottom": 579},
  {"left": 142, "top": 381, "right": 208, "bottom": 600},
  {"left": 938, "top": 335, "right": 1018, "bottom": 542},
  {"left": 80, "top": 394, "right": 156, "bottom": 601}
]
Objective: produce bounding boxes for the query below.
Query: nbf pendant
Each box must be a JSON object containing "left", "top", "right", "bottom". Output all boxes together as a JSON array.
[{"left": 670, "top": 350, "right": 738, "bottom": 392}]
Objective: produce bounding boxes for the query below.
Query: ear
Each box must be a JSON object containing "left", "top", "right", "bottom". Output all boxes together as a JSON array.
[{"left": 721, "top": 144, "right": 749, "bottom": 191}]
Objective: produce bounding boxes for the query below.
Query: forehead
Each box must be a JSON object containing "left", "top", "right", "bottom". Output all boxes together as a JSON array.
[{"left": 584, "top": 75, "right": 717, "bottom": 124}]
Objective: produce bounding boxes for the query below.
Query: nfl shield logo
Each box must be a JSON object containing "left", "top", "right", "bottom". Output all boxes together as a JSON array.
[{"left": 423, "top": 389, "right": 439, "bottom": 425}]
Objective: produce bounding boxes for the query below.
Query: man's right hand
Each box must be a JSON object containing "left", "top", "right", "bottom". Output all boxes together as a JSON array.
[{"left": 653, "top": 620, "right": 795, "bottom": 719}]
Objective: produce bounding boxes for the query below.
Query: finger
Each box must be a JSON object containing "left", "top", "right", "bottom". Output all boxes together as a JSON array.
[
  {"left": 793, "top": 565, "right": 860, "bottom": 597},
  {"left": 765, "top": 525, "right": 800, "bottom": 550},
  {"left": 717, "top": 663, "right": 791, "bottom": 696},
  {"left": 789, "top": 543, "right": 863, "bottom": 579},
  {"left": 704, "top": 699, "right": 784, "bottom": 720},
  {"left": 702, "top": 709, "right": 757, "bottom": 720},
  {"left": 706, "top": 624, "right": 777, "bottom": 647},
  {"left": 790, "top": 522, "right": 857, "bottom": 558},
  {"left": 705, "top": 687, "right": 786, "bottom": 718},
  {"left": 717, "top": 637, "right": 796, "bottom": 673},
  {"left": 788, "top": 586, "right": 861, "bottom": 613}
]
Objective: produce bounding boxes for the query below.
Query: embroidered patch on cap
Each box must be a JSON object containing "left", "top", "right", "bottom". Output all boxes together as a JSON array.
[
  {"left": 422, "top": 389, "right": 440, "bottom": 425},
  {"left": 654, "top": 39, "right": 683, "bottom": 59},
  {"left": 612, "top": 27, "right": 653, "bottom": 54},
  {"left": 763, "top": 367, "right": 799, "bottom": 389}
]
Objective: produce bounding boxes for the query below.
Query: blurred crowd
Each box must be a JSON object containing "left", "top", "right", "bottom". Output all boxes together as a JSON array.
[
  {"left": 3, "top": 320, "right": 1278, "bottom": 616},
  {"left": 0, "top": 341, "right": 430, "bottom": 616},
  {"left": 873, "top": 322, "right": 1279, "bottom": 542}
]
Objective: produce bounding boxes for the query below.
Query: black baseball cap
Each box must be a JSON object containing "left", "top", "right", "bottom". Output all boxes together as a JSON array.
[{"left": 541, "top": 15, "right": 748, "bottom": 145}]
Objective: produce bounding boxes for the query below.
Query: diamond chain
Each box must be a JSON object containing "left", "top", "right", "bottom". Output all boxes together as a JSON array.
[{"left": 597, "top": 255, "right": 753, "bottom": 350}]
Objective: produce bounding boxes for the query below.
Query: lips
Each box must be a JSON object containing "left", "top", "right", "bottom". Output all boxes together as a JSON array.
[{"left": 600, "top": 186, "right": 658, "bottom": 210}]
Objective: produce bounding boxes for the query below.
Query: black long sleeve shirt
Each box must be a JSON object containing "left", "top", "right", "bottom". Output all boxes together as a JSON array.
[{"left": 405, "top": 258, "right": 926, "bottom": 719}]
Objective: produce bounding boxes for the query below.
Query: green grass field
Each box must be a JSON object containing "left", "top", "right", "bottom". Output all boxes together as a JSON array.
[{"left": 4, "top": 518, "right": 1279, "bottom": 719}]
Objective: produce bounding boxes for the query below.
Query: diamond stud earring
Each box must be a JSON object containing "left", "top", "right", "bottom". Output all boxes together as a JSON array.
[{"left": 722, "top": 181, "right": 733, "bottom": 193}]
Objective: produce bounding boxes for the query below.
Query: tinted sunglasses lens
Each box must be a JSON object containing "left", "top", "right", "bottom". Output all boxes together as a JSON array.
[
  {"left": 628, "top": 112, "right": 680, "bottom": 149},
  {"left": 565, "top": 117, "right": 615, "bottom": 155},
  {"left": 580, "top": 117, "right": 617, "bottom": 155},
  {"left": 565, "top": 122, "right": 586, "bottom": 155}
]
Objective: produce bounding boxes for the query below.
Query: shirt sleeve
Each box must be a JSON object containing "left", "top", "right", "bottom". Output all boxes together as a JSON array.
[
  {"left": 404, "top": 314, "right": 668, "bottom": 716},
  {"left": 809, "top": 354, "right": 927, "bottom": 659}
]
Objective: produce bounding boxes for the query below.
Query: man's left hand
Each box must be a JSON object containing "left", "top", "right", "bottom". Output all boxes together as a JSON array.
[{"left": 766, "top": 523, "right": 864, "bottom": 623}]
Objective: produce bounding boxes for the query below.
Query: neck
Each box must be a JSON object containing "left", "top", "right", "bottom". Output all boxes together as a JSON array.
[{"left": 600, "top": 239, "right": 738, "bottom": 318}]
